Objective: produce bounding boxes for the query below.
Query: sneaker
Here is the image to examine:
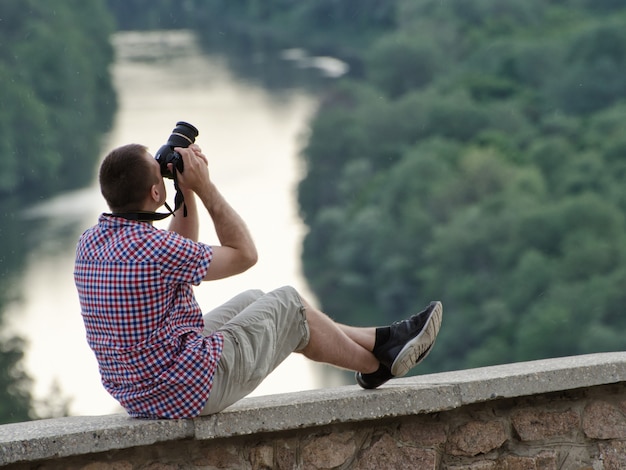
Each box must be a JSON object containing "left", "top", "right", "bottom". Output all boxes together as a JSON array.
[
  {"left": 355, "top": 364, "right": 393, "bottom": 389},
  {"left": 355, "top": 301, "right": 443, "bottom": 390},
  {"left": 374, "top": 302, "right": 443, "bottom": 377},
  {"left": 376, "top": 301, "right": 443, "bottom": 377}
]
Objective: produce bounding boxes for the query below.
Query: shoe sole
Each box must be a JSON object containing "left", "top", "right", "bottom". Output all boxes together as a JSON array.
[{"left": 390, "top": 301, "right": 443, "bottom": 377}]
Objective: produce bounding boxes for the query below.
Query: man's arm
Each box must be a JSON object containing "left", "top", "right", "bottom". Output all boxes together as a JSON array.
[
  {"left": 196, "top": 182, "right": 258, "bottom": 280},
  {"left": 172, "top": 145, "right": 257, "bottom": 280},
  {"left": 168, "top": 188, "right": 199, "bottom": 241}
]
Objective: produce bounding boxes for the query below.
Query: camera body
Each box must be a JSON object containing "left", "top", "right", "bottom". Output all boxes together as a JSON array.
[{"left": 154, "top": 121, "right": 199, "bottom": 179}]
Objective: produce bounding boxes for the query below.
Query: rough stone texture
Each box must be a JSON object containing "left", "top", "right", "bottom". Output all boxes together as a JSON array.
[
  {"left": 275, "top": 438, "right": 297, "bottom": 470},
  {"left": 511, "top": 408, "right": 579, "bottom": 441},
  {"left": 250, "top": 444, "right": 273, "bottom": 469},
  {"left": 398, "top": 419, "right": 447, "bottom": 446},
  {"left": 301, "top": 431, "right": 356, "bottom": 469},
  {"left": 354, "top": 434, "right": 437, "bottom": 470},
  {"left": 447, "top": 420, "right": 508, "bottom": 457},
  {"left": 498, "top": 452, "right": 558, "bottom": 470},
  {"left": 599, "top": 440, "right": 626, "bottom": 470},
  {"left": 534, "top": 450, "right": 559, "bottom": 470},
  {"left": 582, "top": 400, "right": 626, "bottom": 439},
  {"left": 195, "top": 442, "right": 241, "bottom": 468},
  {"left": 82, "top": 464, "right": 132, "bottom": 470},
  {"left": 3, "top": 353, "right": 626, "bottom": 469},
  {"left": 447, "top": 462, "right": 498, "bottom": 470}
]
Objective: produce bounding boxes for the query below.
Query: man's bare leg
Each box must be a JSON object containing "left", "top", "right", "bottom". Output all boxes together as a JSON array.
[
  {"left": 298, "top": 298, "right": 379, "bottom": 374},
  {"left": 337, "top": 324, "right": 377, "bottom": 351}
]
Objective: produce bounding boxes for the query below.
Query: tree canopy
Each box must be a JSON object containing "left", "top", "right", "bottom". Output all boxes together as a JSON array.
[
  {"left": 0, "top": 0, "right": 116, "bottom": 423},
  {"left": 296, "top": 0, "right": 626, "bottom": 373},
  {"left": 0, "top": 0, "right": 116, "bottom": 200}
]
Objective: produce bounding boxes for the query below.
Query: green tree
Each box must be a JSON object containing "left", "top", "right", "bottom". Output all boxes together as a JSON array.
[
  {"left": 0, "top": 0, "right": 116, "bottom": 199},
  {"left": 0, "top": 338, "right": 33, "bottom": 423},
  {"left": 0, "top": 0, "right": 116, "bottom": 423}
]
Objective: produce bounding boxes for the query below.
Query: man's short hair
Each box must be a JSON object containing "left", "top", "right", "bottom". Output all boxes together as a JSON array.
[{"left": 99, "top": 144, "right": 158, "bottom": 212}]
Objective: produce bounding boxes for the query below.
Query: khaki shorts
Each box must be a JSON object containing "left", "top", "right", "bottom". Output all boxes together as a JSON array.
[{"left": 199, "top": 286, "right": 310, "bottom": 415}]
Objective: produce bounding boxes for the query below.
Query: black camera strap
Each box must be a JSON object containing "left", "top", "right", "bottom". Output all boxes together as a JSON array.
[
  {"left": 107, "top": 210, "right": 172, "bottom": 222},
  {"left": 171, "top": 167, "right": 187, "bottom": 217},
  {"left": 108, "top": 169, "right": 187, "bottom": 222}
]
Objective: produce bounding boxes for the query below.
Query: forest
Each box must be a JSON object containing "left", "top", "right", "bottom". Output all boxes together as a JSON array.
[
  {"left": 2, "top": 0, "right": 625, "bottom": 422},
  {"left": 293, "top": 0, "right": 626, "bottom": 373},
  {"left": 0, "top": 0, "right": 116, "bottom": 200},
  {"left": 0, "top": 0, "right": 116, "bottom": 423}
]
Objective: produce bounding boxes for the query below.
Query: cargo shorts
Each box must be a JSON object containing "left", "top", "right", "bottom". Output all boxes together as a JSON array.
[{"left": 199, "top": 285, "right": 310, "bottom": 415}]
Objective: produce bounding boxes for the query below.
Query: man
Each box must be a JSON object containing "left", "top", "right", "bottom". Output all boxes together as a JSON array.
[{"left": 74, "top": 142, "right": 442, "bottom": 419}]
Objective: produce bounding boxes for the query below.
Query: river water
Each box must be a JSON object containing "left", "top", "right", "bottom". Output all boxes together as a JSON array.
[{"left": 5, "top": 30, "right": 346, "bottom": 417}]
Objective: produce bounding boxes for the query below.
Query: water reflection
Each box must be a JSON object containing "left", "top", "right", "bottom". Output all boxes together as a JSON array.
[
  {"left": 195, "top": 27, "right": 351, "bottom": 92},
  {"left": 3, "top": 30, "right": 347, "bottom": 417}
]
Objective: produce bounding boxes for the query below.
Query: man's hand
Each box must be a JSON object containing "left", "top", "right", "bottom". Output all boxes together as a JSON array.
[
  {"left": 170, "top": 145, "right": 210, "bottom": 196},
  {"left": 166, "top": 145, "right": 208, "bottom": 241}
]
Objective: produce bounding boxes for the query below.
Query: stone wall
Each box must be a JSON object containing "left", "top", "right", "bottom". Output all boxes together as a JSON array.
[{"left": 2, "top": 353, "right": 626, "bottom": 469}]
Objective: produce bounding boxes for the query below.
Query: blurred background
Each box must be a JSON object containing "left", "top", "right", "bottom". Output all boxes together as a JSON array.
[{"left": 1, "top": 0, "right": 626, "bottom": 424}]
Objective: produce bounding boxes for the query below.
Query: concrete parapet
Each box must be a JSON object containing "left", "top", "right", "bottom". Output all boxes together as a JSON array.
[{"left": 2, "top": 352, "right": 626, "bottom": 468}]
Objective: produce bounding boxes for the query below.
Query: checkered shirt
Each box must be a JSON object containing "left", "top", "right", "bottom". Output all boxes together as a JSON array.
[{"left": 74, "top": 214, "right": 222, "bottom": 419}]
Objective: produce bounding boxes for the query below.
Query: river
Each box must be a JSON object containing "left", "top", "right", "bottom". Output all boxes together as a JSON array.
[{"left": 5, "top": 30, "right": 347, "bottom": 417}]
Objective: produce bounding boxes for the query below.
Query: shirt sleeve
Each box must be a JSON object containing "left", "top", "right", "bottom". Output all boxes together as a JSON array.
[{"left": 159, "top": 230, "right": 213, "bottom": 286}]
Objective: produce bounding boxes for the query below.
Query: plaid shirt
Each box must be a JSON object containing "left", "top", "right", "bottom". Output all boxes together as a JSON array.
[{"left": 74, "top": 214, "right": 222, "bottom": 419}]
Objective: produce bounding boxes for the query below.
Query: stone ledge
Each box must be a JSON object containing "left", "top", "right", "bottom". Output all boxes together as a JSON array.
[{"left": 2, "top": 352, "right": 626, "bottom": 466}]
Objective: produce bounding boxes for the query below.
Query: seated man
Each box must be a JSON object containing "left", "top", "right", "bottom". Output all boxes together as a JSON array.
[{"left": 74, "top": 142, "right": 443, "bottom": 419}]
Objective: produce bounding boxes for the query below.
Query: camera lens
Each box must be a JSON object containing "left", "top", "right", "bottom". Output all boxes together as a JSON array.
[
  {"left": 155, "top": 121, "right": 199, "bottom": 179},
  {"left": 166, "top": 121, "right": 199, "bottom": 148}
]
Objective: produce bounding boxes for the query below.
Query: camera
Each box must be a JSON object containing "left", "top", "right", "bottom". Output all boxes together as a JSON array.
[{"left": 154, "top": 121, "right": 199, "bottom": 179}]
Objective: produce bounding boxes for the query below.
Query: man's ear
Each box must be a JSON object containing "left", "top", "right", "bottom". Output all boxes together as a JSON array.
[{"left": 150, "top": 183, "right": 161, "bottom": 203}]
